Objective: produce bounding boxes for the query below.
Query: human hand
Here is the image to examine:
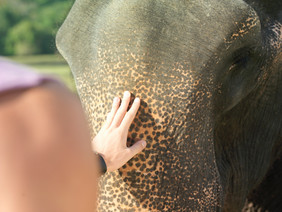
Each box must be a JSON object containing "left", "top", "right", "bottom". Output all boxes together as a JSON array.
[{"left": 92, "top": 91, "right": 146, "bottom": 172}]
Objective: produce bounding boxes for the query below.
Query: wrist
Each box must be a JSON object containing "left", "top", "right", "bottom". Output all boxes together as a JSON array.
[{"left": 95, "top": 153, "right": 107, "bottom": 175}]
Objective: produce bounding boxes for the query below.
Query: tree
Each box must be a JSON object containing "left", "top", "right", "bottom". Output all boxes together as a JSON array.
[
  {"left": 0, "top": 0, "right": 74, "bottom": 55},
  {"left": 33, "top": 1, "right": 74, "bottom": 54},
  {"left": 5, "top": 20, "right": 38, "bottom": 55}
]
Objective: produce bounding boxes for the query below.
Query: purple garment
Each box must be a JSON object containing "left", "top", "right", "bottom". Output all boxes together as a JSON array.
[{"left": 0, "top": 57, "right": 58, "bottom": 93}]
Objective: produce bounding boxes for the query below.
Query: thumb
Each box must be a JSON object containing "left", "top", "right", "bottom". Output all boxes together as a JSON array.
[{"left": 128, "top": 140, "right": 146, "bottom": 157}]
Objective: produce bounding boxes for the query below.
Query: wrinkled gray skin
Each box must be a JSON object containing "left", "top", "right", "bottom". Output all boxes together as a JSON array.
[{"left": 56, "top": 0, "right": 281, "bottom": 211}]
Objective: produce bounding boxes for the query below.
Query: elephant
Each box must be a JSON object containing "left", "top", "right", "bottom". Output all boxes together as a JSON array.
[{"left": 56, "top": 0, "right": 282, "bottom": 211}]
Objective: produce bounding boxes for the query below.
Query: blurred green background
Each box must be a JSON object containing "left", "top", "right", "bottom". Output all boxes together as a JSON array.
[{"left": 0, "top": 0, "right": 76, "bottom": 91}]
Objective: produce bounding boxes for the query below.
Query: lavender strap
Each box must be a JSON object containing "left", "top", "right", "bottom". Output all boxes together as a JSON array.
[{"left": 0, "top": 57, "right": 59, "bottom": 93}]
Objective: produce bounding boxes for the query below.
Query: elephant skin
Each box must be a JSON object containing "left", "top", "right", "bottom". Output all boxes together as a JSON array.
[{"left": 56, "top": 0, "right": 282, "bottom": 211}]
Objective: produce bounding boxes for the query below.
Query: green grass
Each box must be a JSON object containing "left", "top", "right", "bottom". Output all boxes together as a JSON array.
[{"left": 7, "top": 54, "right": 77, "bottom": 92}]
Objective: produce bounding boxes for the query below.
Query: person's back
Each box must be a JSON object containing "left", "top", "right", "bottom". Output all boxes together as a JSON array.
[
  {"left": 0, "top": 58, "right": 99, "bottom": 211},
  {"left": 0, "top": 58, "right": 145, "bottom": 212}
]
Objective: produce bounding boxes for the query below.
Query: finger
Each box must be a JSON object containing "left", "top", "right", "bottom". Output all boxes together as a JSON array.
[
  {"left": 127, "top": 140, "right": 146, "bottom": 158},
  {"left": 121, "top": 97, "right": 140, "bottom": 130},
  {"left": 103, "top": 97, "right": 120, "bottom": 129},
  {"left": 112, "top": 91, "right": 131, "bottom": 127}
]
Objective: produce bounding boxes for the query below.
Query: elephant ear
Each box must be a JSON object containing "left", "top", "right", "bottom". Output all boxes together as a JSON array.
[
  {"left": 219, "top": 46, "right": 264, "bottom": 112},
  {"left": 243, "top": 0, "right": 282, "bottom": 23},
  {"left": 223, "top": 0, "right": 282, "bottom": 112}
]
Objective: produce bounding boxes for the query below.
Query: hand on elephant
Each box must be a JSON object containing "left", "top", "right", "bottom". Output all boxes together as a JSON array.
[{"left": 92, "top": 91, "right": 147, "bottom": 172}]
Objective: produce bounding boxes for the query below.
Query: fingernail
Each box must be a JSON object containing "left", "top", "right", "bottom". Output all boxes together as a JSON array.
[
  {"left": 114, "top": 97, "right": 119, "bottom": 102},
  {"left": 124, "top": 91, "right": 130, "bottom": 97},
  {"left": 134, "top": 98, "right": 140, "bottom": 103},
  {"left": 113, "top": 97, "right": 119, "bottom": 103},
  {"left": 141, "top": 140, "right": 147, "bottom": 148}
]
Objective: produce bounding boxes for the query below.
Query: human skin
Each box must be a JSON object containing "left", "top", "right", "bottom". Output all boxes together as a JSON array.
[
  {"left": 0, "top": 82, "right": 145, "bottom": 212},
  {"left": 93, "top": 91, "right": 147, "bottom": 172}
]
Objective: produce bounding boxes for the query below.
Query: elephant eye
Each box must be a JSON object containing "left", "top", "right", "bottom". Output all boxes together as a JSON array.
[{"left": 229, "top": 47, "right": 253, "bottom": 72}]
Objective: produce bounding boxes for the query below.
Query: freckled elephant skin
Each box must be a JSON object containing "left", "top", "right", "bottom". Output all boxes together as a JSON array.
[{"left": 56, "top": 0, "right": 282, "bottom": 211}]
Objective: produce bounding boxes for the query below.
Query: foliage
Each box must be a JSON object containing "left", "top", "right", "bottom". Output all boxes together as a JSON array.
[
  {"left": 0, "top": 0, "right": 74, "bottom": 55},
  {"left": 5, "top": 20, "right": 37, "bottom": 55}
]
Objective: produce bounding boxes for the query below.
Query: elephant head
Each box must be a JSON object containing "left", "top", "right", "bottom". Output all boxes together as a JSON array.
[{"left": 56, "top": 0, "right": 281, "bottom": 211}]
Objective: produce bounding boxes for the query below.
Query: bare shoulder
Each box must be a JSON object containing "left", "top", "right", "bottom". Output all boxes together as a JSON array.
[
  {"left": 0, "top": 83, "right": 97, "bottom": 212},
  {"left": 0, "top": 81, "right": 86, "bottom": 146},
  {"left": 0, "top": 82, "right": 76, "bottom": 123}
]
